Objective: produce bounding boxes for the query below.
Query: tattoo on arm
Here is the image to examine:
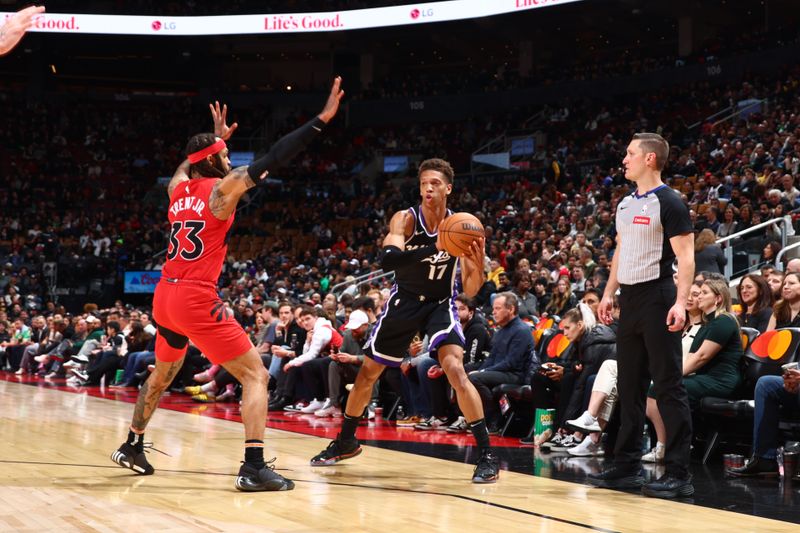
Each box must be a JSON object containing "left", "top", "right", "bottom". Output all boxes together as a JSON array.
[
  {"left": 209, "top": 167, "right": 256, "bottom": 219},
  {"left": 131, "top": 359, "right": 184, "bottom": 431}
]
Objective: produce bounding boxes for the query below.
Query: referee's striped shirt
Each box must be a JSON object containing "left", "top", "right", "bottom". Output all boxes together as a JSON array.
[{"left": 616, "top": 184, "right": 692, "bottom": 285}]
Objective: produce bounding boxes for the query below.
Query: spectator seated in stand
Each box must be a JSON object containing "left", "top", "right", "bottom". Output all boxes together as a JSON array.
[
  {"left": 468, "top": 292, "right": 534, "bottom": 435},
  {"left": 644, "top": 278, "right": 743, "bottom": 463}
]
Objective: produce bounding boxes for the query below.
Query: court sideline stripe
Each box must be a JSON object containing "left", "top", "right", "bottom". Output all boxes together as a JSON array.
[{"left": 0, "top": 459, "right": 619, "bottom": 533}]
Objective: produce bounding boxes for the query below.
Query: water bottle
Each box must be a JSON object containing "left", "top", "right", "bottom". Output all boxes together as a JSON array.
[
  {"left": 290, "top": 333, "right": 298, "bottom": 351},
  {"left": 395, "top": 405, "right": 405, "bottom": 421},
  {"left": 642, "top": 424, "right": 652, "bottom": 453}
]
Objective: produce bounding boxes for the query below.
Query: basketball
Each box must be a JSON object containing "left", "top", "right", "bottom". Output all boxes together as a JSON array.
[{"left": 439, "top": 213, "right": 484, "bottom": 257}]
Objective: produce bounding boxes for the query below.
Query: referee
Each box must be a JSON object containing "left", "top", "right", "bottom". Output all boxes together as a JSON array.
[{"left": 590, "top": 133, "right": 695, "bottom": 499}]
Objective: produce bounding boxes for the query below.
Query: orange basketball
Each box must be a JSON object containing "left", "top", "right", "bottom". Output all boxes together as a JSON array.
[{"left": 439, "top": 212, "right": 484, "bottom": 257}]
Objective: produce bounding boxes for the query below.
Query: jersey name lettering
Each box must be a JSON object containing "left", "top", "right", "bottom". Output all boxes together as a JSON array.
[{"left": 170, "top": 196, "right": 206, "bottom": 217}]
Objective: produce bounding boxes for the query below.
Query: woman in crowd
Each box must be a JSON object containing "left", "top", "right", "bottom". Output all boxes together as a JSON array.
[
  {"left": 767, "top": 271, "right": 800, "bottom": 329},
  {"left": 643, "top": 278, "right": 743, "bottom": 462},
  {"left": 736, "top": 274, "right": 774, "bottom": 333},
  {"left": 716, "top": 206, "right": 739, "bottom": 239},
  {"left": 693, "top": 228, "right": 726, "bottom": 275},
  {"left": 538, "top": 304, "right": 616, "bottom": 455},
  {"left": 567, "top": 282, "right": 704, "bottom": 456},
  {"left": 760, "top": 240, "right": 782, "bottom": 270},
  {"left": 544, "top": 277, "right": 576, "bottom": 317}
]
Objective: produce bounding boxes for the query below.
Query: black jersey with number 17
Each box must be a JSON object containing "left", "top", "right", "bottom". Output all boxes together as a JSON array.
[{"left": 392, "top": 205, "right": 461, "bottom": 300}]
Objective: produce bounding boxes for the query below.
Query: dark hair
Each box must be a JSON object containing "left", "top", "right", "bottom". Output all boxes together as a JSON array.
[
  {"left": 353, "top": 296, "right": 376, "bottom": 312},
  {"left": 277, "top": 300, "right": 293, "bottom": 311},
  {"left": 632, "top": 132, "right": 669, "bottom": 171},
  {"left": 418, "top": 158, "right": 454, "bottom": 184},
  {"left": 106, "top": 320, "right": 121, "bottom": 333},
  {"left": 737, "top": 274, "right": 773, "bottom": 316},
  {"left": 455, "top": 293, "right": 476, "bottom": 311},
  {"left": 582, "top": 288, "right": 601, "bottom": 301},
  {"left": 339, "top": 293, "right": 355, "bottom": 308},
  {"left": 512, "top": 271, "right": 531, "bottom": 288},
  {"left": 185, "top": 133, "right": 226, "bottom": 178},
  {"left": 298, "top": 305, "right": 317, "bottom": 318}
]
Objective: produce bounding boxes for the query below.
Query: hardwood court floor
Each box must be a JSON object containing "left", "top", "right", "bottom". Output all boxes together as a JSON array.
[{"left": 0, "top": 379, "right": 797, "bottom": 533}]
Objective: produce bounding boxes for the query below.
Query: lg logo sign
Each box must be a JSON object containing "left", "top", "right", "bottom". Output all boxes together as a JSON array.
[
  {"left": 151, "top": 20, "right": 177, "bottom": 31},
  {"left": 410, "top": 8, "right": 434, "bottom": 19}
]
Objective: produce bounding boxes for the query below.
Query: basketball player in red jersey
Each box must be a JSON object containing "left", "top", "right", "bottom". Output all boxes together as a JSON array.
[{"left": 111, "top": 77, "right": 344, "bottom": 492}]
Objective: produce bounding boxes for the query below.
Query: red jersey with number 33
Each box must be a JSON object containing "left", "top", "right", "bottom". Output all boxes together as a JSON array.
[{"left": 162, "top": 178, "right": 234, "bottom": 284}]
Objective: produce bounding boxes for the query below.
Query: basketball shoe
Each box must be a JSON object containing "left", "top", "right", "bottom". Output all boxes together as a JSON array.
[
  {"left": 472, "top": 449, "right": 500, "bottom": 483},
  {"left": 310, "top": 434, "right": 362, "bottom": 466},
  {"left": 235, "top": 459, "right": 295, "bottom": 492},
  {"left": 110, "top": 441, "right": 155, "bottom": 475}
]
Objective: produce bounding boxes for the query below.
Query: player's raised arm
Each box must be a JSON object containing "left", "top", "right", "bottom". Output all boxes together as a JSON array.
[
  {"left": 209, "top": 76, "right": 345, "bottom": 219},
  {"left": 167, "top": 159, "right": 191, "bottom": 199},
  {"left": 0, "top": 5, "right": 45, "bottom": 56}
]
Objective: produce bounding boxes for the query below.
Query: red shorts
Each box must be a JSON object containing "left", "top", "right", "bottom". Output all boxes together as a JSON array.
[{"left": 152, "top": 279, "right": 253, "bottom": 365}]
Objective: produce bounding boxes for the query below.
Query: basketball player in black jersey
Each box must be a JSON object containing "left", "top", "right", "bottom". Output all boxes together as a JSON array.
[{"left": 310, "top": 158, "right": 499, "bottom": 483}]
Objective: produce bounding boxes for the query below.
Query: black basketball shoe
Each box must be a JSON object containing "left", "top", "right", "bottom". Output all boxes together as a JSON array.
[
  {"left": 111, "top": 442, "right": 155, "bottom": 475},
  {"left": 472, "top": 449, "right": 500, "bottom": 483},
  {"left": 235, "top": 459, "right": 295, "bottom": 492},
  {"left": 310, "top": 434, "right": 362, "bottom": 466}
]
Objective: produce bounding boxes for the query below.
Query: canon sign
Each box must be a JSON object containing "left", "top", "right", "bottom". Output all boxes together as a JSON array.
[
  {"left": 264, "top": 13, "right": 343, "bottom": 32},
  {"left": 32, "top": 15, "right": 80, "bottom": 31}
]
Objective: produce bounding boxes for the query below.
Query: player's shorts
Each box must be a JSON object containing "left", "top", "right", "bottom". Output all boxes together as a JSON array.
[
  {"left": 152, "top": 278, "right": 253, "bottom": 365},
  {"left": 364, "top": 287, "right": 465, "bottom": 367}
]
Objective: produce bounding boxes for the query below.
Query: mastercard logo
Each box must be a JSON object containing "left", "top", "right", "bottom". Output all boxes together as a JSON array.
[
  {"left": 546, "top": 333, "right": 571, "bottom": 359},
  {"left": 749, "top": 329, "right": 794, "bottom": 361}
]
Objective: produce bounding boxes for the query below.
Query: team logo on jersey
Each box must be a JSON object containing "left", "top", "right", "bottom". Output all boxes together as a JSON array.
[
  {"left": 633, "top": 216, "right": 651, "bottom": 225},
  {"left": 421, "top": 250, "right": 452, "bottom": 264}
]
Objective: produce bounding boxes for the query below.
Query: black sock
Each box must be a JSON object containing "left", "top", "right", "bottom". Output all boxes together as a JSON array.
[
  {"left": 469, "top": 419, "right": 491, "bottom": 452},
  {"left": 127, "top": 430, "right": 144, "bottom": 451},
  {"left": 244, "top": 439, "right": 265, "bottom": 468},
  {"left": 340, "top": 414, "right": 360, "bottom": 442}
]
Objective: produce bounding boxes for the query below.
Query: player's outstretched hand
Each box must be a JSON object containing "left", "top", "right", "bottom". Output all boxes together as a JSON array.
[
  {"left": 0, "top": 5, "right": 45, "bottom": 56},
  {"left": 210, "top": 101, "right": 238, "bottom": 140},
  {"left": 317, "top": 76, "right": 345, "bottom": 124}
]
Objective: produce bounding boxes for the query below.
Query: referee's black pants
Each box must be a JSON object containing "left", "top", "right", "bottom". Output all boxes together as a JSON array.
[{"left": 614, "top": 279, "right": 692, "bottom": 478}]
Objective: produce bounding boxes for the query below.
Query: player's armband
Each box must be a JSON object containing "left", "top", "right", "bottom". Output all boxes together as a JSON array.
[
  {"left": 379, "top": 244, "right": 437, "bottom": 270},
  {"left": 247, "top": 117, "right": 326, "bottom": 182}
]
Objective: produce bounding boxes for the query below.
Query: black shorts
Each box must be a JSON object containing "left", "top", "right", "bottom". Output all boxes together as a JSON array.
[{"left": 364, "top": 287, "right": 465, "bottom": 367}]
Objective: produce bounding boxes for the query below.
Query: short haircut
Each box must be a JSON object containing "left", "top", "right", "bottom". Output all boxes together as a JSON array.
[
  {"left": 418, "top": 158, "right": 454, "bottom": 184},
  {"left": 496, "top": 292, "right": 519, "bottom": 314},
  {"left": 353, "top": 296, "right": 376, "bottom": 312},
  {"left": 454, "top": 293, "right": 476, "bottom": 311},
  {"left": 632, "top": 132, "right": 669, "bottom": 171},
  {"left": 582, "top": 288, "right": 602, "bottom": 301},
  {"left": 106, "top": 320, "right": 121, "bottom": 333},
  {"left": 339, "top": 293, "right": 355, "bottom": 308},
  {"left": 278, "top": 300, "right": 293, "bottom": 311},
  {"left": 298, "top": 305, "right": 317, "bottom": 318}
]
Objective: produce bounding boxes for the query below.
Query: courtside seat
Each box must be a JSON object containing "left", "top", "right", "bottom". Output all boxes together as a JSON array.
[{"left": 699, "top": 327, "right": 800, "bottom": 463}]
